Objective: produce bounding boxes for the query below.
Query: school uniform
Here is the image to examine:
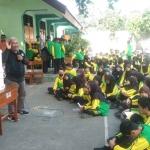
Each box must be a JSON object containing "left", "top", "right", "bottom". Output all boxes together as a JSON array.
[{"left": 64, "top": 68, "right": 77, "bottom": 79}]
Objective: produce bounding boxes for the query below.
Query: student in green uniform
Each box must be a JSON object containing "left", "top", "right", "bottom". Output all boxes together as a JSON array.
[
  {"left": 109, "top": 119, "right": 150, "bottom": 150},
  {"left": 59, "top": 38, "right": 65, "bottom": 69},
  {"left": 72, "top": 50, "right": 83, "bottom": 68},
  {"left": 46, "top": 35, "right": 54, "bottom": 68},
  {"left": 126, "top": 40, "right": 132, "bottom": 63},
  {"left": 26, "top": 43, "right": 34, "bottom": 61},
  {"left": 52, "top": 38, "right": 61, "bottom": 74},
  {"left": 79, "top": 81, "right": 109, "bottom": 118}
]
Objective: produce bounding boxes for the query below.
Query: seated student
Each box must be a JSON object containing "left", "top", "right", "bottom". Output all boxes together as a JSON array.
[
  {"left": 97, "top": 66, "right": 104, "bottom": 78},
  {"left": 117, "top": 57, "right": 124, "bottom": 69},
  {"left": 108, "top": 119, "right": 150, "bottom": 150},
  {"left": 77, "top": 68, "right": 88, "bottom": 85},
  {"left": 34, "top": 53, "right": 42, "bottom": 61},
  {"left": 132, "top": 71, "right": 144, "bottom": 90},
  {"left": 26, "top": 43, "right": 34, "bottom": 61},
  {"left": 111, "top": 77, "right": 138, "bottom": 109},
  {"left": 105, "top": 75, "right": 119, "bottom": 103},
  {"left": 141, "top": 61, "right": 150, "bottom": 76},
  {"left": 68, "top": 76, "right": 84, "bottom": 103},
  {"left": 119, "top": 64, "right": 132, "bottom": 87},
  {"left": 112, "top": 64, "right": 123, "bottom": 84},
  {"left": 84, "top": 57, "right": 92, "bottom": 69},
  {"left": 79, "top": 81, "right": 109, "bottom": 118},
  {"left": 138, "top": 97, "right": 150, "bottom": 125},
  {"left": 34, "top": 53, "right": 42, "bottom": 69},
  {"left": 145, "top": 77, "right": 150, "bottom": 89},
  {"left": 31, "top": 43, "right": 38, "bottom": 54},
  {"left": 114, "top": 86, "right": 150, "bottom": 119},
  {"left": 84, "top": 67, "right": 91, "bottom": 81},
  {"left": 47, "top": 69, "right": 64, "bottom": 101},
  {"left": 132, "top": 60, "right": 140, "bottom": 72},
  {"left": 100, "top": 68, "right": 112, "bottom": 93},
  {"left": 101, "top": 57, "right": 109, "bottom": 68},
  {"left": 91, "top": 57, "right": 98, "bottom": 73},
  {"left": 93, "top": 75, "right": 102, "bottom": 86},
  {"left": 62, "top": 73, "right": 74, "bottom": 99},
  {"left": 65, "top": 63, "right": 76, "bottom": 79}
]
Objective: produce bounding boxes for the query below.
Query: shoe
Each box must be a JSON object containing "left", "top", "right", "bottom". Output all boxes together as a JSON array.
[
  {"left": 58, "top": 97, "right": 63, "bottom": 101},
  {"left": 114, "top": 111, "right": 121, "bottom": 118},
  {"left": 19, "top": 110, "right": 30, "bottom": 115},
  {"left": 110, "top": 103, "right": 119, "bottom": 109},
  {"left": 94, "top": 146, "right": 111, "bottom": 150},
  {"left": 81, "top": 113, "right": 93, "bottom": 119},
  {"left": 8, "top": 117, "right": 19, "bottom": 122}
]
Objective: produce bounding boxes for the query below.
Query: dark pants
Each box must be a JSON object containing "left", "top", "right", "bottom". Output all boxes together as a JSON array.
[
  {"left": 43, "top": 61, "right": 48, "bottom": 73},
  {"left": 73, "top": 59, "right": 83, "bottom": 68},
  {"left": 72, "top": 96, "right": 87, "bottom": 105},
  {"left": 61, "top": 57, "right": 65, "bottom": 69},
  {"left": 128, "top": 56, "right": 131, "bottom": 63},
  {"left": 54, "top": 58, "right": 61, "bottom": 73},
  {"left": 48, "top": 54, "right": 54, "bottom": 68},
  {"left": 107, "top": 96, "right": 116, "bottom": 103}
]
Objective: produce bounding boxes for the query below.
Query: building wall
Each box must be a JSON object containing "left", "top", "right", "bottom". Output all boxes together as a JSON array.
[{"left": 0, "top": 0, "right": 62, "bottom": 50}]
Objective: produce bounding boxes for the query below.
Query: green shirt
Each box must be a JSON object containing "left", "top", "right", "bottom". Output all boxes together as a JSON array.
[
  {"left": 74, "top": 52, "right": 83, "bottom": 60},
  {"left": 26, "top": 49, "right": 34, "bottom": 59},
  {"left": 60, "top": 43, "right": 65, "bottom": 58},
  {"left": 127, "top": 44, "right": 132, "bottom": 56},
  {"left": 54, "top": 42, "right": 61, "bottom": 59},
  {"left": 46, "top": 40, "right": 53, "bottom": 54}
]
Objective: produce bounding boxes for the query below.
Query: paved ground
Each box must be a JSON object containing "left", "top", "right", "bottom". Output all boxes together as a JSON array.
[{"left": 0, "top": 82, "right": 120, "bottom": 150}]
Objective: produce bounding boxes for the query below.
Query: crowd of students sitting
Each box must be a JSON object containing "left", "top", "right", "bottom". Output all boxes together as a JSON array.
[{"left": 48, "top": 48, "right": 150, "bottom": 150}]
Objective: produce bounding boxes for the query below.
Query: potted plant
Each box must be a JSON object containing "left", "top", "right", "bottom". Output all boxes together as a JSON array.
[{"left": 65, "top": 34, "right": 90, "bottom": 64}]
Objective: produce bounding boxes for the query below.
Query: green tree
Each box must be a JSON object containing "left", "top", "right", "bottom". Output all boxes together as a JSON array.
[{"left": 98, "top": 11, "right": 126, "bottom": 39}]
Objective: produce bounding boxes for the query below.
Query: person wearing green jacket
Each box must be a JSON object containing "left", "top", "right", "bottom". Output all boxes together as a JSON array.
[
  {"left": 52, "top": 38, "right": 61, "bottom": 74},
  {"left": 46, "top": 35, "right": 54, "bottom": 68},
  {"left": 72, "top": 50, "right": 83, "bottom": 68},
  {"left": 126, "top": 41, "right": 132, "bottom": 63},
  {"left": 26, "top": 43, "right": 34, "bottom": 61}
]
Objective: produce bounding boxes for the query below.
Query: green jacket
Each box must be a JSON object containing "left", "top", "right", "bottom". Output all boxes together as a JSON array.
[
  {"left": 60, "top": 43, "right": 65, "bottom": 58},
  {"left": 53, "top": 42, "right": 61, "bottom": 59},
  {"left": 26, "top": 49, "right": 34, "bottom": 59},
  {"left": 74, "top": 52, "right": 83, "bottom": 60},
  {"left": 127, "top": 44, "right": 132, "bottom": 56},
  {"left": 46, "top": 40, "right": 53, "bottom": 54}
]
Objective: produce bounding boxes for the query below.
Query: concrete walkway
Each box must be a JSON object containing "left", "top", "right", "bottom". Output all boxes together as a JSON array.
[{"left": 0, "top": 82, "right": 120, "bottom": 150}]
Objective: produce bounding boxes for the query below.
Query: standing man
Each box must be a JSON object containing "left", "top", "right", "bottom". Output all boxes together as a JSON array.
[
  {"left": 52, "top": 38, "right": 61, "bottom": 74},
  {"left": 0, "top": 34, "right": 7, "bottom": 52},
  {"left": 2, "top": 37, "right": 30, "bottom": 121},
  {"left": 46, "top": 35, "right": 54, "bottom": 68},
  {"left": 59, "top": 38, "right": 65, "bottom": 69},
  {"left": 126, "top": 40, "right": 132, "bottom": 63}
]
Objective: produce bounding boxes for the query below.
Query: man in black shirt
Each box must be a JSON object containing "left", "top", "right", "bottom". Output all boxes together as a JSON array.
[{"left": 2, "top": 37, "right": 30, "bottom": 121}]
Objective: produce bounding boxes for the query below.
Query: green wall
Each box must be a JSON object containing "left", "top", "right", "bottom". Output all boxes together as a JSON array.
[{"left": 0, "top": 0, "right": 62, "bottom": 51}]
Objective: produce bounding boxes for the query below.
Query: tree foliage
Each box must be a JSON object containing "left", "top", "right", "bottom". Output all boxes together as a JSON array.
[
  {"left": 65, "top": 34, "right": 90, "bottom": 56},
  {"left": 125, "top": 9, "right": 150, "bottom": 41},
  {"left": 98, "top": 11, "right": 126, "bottom": 39}
]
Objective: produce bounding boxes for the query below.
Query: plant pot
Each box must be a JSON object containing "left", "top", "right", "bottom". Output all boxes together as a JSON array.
[{"left": 65, "top": 56, "right": 72, "bottom": 64}]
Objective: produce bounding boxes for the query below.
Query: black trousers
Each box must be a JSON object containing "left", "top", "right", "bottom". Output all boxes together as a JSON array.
[
  {"left": 73, "top": 59, "right": 83, "bottom": 68},
  {"left": 61, "top": 57, "right": 65, "bottom": 69},
  {"left": 128, "top": 56, "right": 131, "bottom": 63},
  {"left": 43, "top": 60, "right": 48, "bottom": 73},
  {"left": 107, "top": 96, "right": 116, "bottom": 103},
  {"left": 54, "top": 58, "right": 61, "bottom": 73},
  {"left": 72, "top": 96, "right": 87, "bottom": 105},
  {"left": 48, "top": 54, "right": 54, "bottom": 68}
]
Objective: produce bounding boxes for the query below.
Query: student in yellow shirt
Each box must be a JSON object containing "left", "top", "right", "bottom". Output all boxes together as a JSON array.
[
  {"left": 34, "top": 53, "right": 42, "bottom": 69},
  {"left": 108, "top": 119, "right": 150, "bottom": 150},
  {"left": 68, "top": 76, "right": 84, "bottom": 103},
  {"left": 65, "top": 63, "right": 76, "bottom": 79},
  {"left": 84, "top": 67, "right": 91, "bottom": 80},
  {"left": 47, "top": 69, "right": 64, "bottom": 101}
]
